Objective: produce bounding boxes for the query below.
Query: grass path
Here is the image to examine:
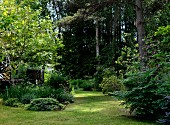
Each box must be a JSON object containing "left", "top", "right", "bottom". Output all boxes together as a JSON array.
[{"left": 0, "top": 91, "right": 158, "bottom": 125}]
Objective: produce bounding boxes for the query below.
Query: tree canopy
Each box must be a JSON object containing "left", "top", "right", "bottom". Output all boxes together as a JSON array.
[{"left": 0, "top": 0, "right": 63, "bottom": 68}]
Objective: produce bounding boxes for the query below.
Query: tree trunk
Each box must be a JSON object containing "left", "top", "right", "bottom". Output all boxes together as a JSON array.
[
  {"left": 96, "top": 19, "right": 100, "bottom": 57},
  {"left": 135, "top": 0, "right": 145, "bottom": 60},
  {"left": 112, "top": 5, "right": 119, "bottom": 66},
  {"left": 135, "top": 0, "right": 146, "bottom": 70}
]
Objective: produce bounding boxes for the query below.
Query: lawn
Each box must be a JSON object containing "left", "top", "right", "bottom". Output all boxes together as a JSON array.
[{"left": 0, "top": 91, "right": 159, "bottom": 125}]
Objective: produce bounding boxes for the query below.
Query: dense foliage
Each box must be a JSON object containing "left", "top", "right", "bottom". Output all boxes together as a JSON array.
[
  {"left": 123, "top": 67, "right": 170, "bottom": 118},
  {"left": 26, "top": 98, "right": 64, "bottom": 111},
  {"left": 46, "top": 71, "right": 69, "bottom": 90},
  {"left": 2, "top": 85, "right": 74, "bottom": 104},
  {"left": 0, "top": 0, "right": 63, "bottom": 69},
  {"left": 3, "top": 98, "right": 21, "bottom": 107},
  {"left": 100, "top": 75, "right": 125, "bottom": 94},
  {"left": 122, "top": 23, "right": 170, "bottom": 121}
]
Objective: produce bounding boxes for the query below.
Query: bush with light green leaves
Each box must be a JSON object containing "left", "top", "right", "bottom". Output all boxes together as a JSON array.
[{"left": 100, "top": 75, "right": 125, "bottom": 94}]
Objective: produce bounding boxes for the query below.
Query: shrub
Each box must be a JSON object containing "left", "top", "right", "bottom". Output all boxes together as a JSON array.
[
  {"left": 25, "top": 98, "right": 64, "bottom": 111},
  {"left": 80, "top": 79, "right": 95, "bottom": 91},
  {"left": 57, "top": 91, "right": 74, "bottom": 103},
  {"left": 21, "top": 93, "right": 37, "bottom": 104},
  {"left": 46, "top": 71, "right": 69, "bottom": 90},
  {"left": 94, "top": 66, "right": 104, "bottom": 90},
  {"left": 69, "top": 79, "right": 84, "bottom": 89},
  {"left": 94, "top": 67, "right": 117, "bottom": 90},
  {"left": 122, "top": 67, "right": 170, "bottom": 120},
  {"left": 3, "top": 98, "right": 21, "bottom": 107},
  {"left": 2, "top": 85, "right": 74, "bottom": 104},
  {"left": 2, "top": 85, "right": 30, "bottom": 101},
  {"left": 100, "top": 75, "right": 125, "bottom": 94},
  {"left": 123, "top": 72, "right": 142, "bottom": 90},
  {"left": 32, "top": 86, "right": 56, "bottom": 98},
  {"left": 158, "top": 96, "right": 170, "bottom": 124},
  {"left": 109, "top": 91, "right": 126, "bottom": 100},
  {"left": 122, "top": 25, "right": 170, "bottom": 121}
]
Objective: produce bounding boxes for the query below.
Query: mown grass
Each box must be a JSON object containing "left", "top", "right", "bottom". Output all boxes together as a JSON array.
[{"left": 0, "top": 91, "right": 159, "bottom": 125}]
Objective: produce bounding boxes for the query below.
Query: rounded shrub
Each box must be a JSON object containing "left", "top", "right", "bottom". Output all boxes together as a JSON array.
[
  {"left": 100, "top": 75, "right": 125, "bottom": 94},
  {"left": 25, "top": 98, "right": 64, "bottom": 111}
]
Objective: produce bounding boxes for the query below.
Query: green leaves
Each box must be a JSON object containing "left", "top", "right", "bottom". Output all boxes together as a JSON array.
[
  {"left": 123, "top": 63, "right": 170, "bottom": 120},
  {"left": 0, "top": 0, "right": 63, "bottom": 68},
  {"left": 154, "top": 25, "right": 170, "bottom": 36}
]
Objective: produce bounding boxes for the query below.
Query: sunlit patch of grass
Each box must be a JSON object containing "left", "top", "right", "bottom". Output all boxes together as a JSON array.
[
  {"left": 74, "top": 90, "right": 102, "bottom": 97},
  {"left": 0, "top": 91, "right": 159, "bottom": 125},
  {"left": 0, "top": 98, "right": 2, "bottom": 104}
]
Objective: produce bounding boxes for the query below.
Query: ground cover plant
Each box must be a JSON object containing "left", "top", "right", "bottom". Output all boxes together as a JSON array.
[
  {"left": 0, "top": 91, "right": 159, "bottom": 125},
  {"left": 26, "top": 98, "right": 64, "bottom": 111},
  {"left": 3, "top": 98, "right": 22, "bottom": 107}
]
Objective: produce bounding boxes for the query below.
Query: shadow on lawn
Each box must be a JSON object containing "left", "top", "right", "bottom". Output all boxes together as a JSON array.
[
  {"left": 75, "top": 95, "right": 114, "bottom": 101},
  {"left": 120, "top": 115, "right": 160, "bottom": 125},
  {"left": 72, "top": 94, "right": 158, "bottom": 125}
]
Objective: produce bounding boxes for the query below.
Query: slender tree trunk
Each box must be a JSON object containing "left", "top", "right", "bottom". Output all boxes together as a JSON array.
[
  {"left": 96, "top": 19, "right": 99, "bottom": 57},
  {"left": 135, "top": 0, "right": 145, "bottom": 60},
  {"left": 112, "top": 5, "right": 119, "bottom": 65}
]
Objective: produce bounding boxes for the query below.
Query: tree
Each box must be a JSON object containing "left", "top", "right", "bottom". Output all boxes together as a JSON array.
[
  {"left": 0, "top": 0, "right": 63, "bottom": 69},
  {"left": 53, "top": 0, "right": 139, "bottom": 77}
]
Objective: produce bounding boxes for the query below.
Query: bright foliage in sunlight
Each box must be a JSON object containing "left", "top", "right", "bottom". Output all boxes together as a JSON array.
[{"left": 0, "top": 0, "right": 63, "bottom": 67}]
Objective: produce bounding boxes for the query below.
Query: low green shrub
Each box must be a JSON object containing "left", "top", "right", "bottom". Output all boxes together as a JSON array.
[
  {"left": 100, "top": 75, "right": 125, "bottom": 94},
  {"left": 70, "top": 79, "right": 95, "bottom": 91},
  {"left": 69, "top": 79, "right": 84, "bottom": 89},
  {"left": 2, "top": 85, "right": 74, "bottom": 105},
  {"left": 25, "top": 98, "right": 64, "bottom": 111},
  {"left": 46, "top": 71, "right": 69, "bottom": 90},
  {"left": 57, "top": 91, "right": 74, "bottom": 103},
  {"left": 32, "top": 86, "right": 56, "bottom": 98},
  {"left": 80, "top": 79, "right": 95, "bottom": 91},
  {"left": 2, "top": 85, "right": 30, "bottom": 101},
  {"left": 3, "top": 98, "right": 21, "bottom": 107},
  {"left": 95, "top": 67, "right": 117, "bottom": 90},
  {"left": 21, "top": 93, "right": 37, "bottom": 104}
]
